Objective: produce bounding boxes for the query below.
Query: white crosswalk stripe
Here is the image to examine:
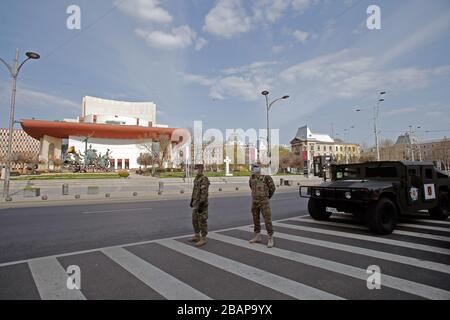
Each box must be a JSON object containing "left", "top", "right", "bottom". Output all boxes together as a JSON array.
[
  {"left": 331, "top": 215, "right": 450, "bottom": 232},
  {"left": 402, "top": 219, "right": 450, "bottom": 226},
  {"left": 3, "top": 214, "right": 450, "bottom": 300},
  {"left": 101, "top": 247, "right": 211, "bottom": 300},
  {"left": 291, "top": 217, "right": 450, "bottom": 242},
  {"left": 28, "top": 258, "right": 86, "bottom": 300},
  {"left": 273, "top": 222, "right": 450, "bottom": 255},
  {"left": 238, "top": 226, "right": 450, "bottom": 274},
  {"left": 157, "top": 238, "right": 343, "bottom": 300},
  {"left": 207, "top": 232, "right": 450, "bottom": 300}
]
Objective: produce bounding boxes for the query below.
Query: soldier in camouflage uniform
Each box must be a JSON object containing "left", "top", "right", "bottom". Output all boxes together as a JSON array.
[
  {"left": 189, "top": 164, "right": 210, "bottom": 247},
  {"left": 249, "top": 164, "right": 276, "bottom": 248}
]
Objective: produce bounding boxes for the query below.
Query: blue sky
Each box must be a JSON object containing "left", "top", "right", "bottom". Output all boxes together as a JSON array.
[{"left": 1, "top": 0, "right": 449, "bottom": 146}]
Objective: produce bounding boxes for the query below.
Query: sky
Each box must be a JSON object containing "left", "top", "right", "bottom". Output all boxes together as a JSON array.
[{"left": 0, "top": 0, "right": 449, "bottom": 147}]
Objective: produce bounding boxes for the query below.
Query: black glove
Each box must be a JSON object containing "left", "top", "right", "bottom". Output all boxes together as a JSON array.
[{"left": 190, "top": 199, "right": 194, "bottom": 208}]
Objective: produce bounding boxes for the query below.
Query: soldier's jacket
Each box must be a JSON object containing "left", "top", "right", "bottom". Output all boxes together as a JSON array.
[
  {"left": 249, "top": 174, "right": 276, "bottom": 200},
  {"left": 191, "top": 174, "right": 210, "bottom": 208}
]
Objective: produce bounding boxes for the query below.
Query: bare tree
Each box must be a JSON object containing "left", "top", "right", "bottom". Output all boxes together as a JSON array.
[{"left": 137, "top": 153, "right": 156, "bottom": 169}]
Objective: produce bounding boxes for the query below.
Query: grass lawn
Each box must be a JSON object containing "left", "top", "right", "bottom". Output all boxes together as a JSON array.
[
  {"left": 159, "top": 171, "right": 252, "bottom": 178},
  {"left": 13, "top": 173, "right": 122, "bottom": 180}
]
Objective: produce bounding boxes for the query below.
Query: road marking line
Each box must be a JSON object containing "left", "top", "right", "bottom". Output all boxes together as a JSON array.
[
  {"left": 401, "top": 219, "right": 450, "bottom": 226},
  {"left": 238, "top": 226, "right": 450, "bottom": 274},
  {"left": 81, "top": 208, "right": 152, "bottom": 214},
  {"left": 101, "top": 247, "right": 210, "bottom": 300},
  {"left": 0, "top": 222, "right": 259, "bottom": 268},
  {"left": 292, "top": 217, "right": 450, "bottom": 242},
  {"left": 331, "top": 215, "right": 450, "bottom": 232},
  {"left": 157, "top": 239, "right": 343, "bottom": 300},
  {"left": 273, "top": 222, "right": 450, "bottom": 256},
  {"left": 208, "top": 232, "right": 450, "bottom": 300},
  {"left": 28, "top": 258, "right": 86, "bottom": 300}
]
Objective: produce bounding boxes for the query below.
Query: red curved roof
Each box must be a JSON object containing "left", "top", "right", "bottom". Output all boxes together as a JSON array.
[{"left": 20, "top": 119, "right": 181, "bottom": 141}]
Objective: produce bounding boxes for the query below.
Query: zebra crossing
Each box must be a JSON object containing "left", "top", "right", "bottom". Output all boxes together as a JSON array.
[{"left": 0, "top": 213, "right": 449, "bottom": 300}]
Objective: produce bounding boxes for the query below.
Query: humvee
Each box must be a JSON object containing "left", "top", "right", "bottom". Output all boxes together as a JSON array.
[{"left": 299, "top": 161, "right": 450, "bottom": 235}]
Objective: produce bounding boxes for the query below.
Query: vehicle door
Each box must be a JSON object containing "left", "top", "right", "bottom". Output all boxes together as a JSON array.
[
  {"left": 406, "top": 166, "right": 423, "bottom": 211},
  {"left": 421, "top": 165, "right": 438, "bottom": 210}
]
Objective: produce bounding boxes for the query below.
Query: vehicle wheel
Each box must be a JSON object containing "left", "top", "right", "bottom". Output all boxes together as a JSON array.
[
  {"left": 429, "top": 192, "right": 450, "bottom": 220},
  {"left": 308, "top": 198, "right": 332, "bottom": 221},
  {"left": 366, "top": 198, "right": 398, "bottom": 235}
]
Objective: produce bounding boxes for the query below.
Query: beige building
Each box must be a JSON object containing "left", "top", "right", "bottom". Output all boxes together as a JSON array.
[
  {"left": 360, "top": 133, "right": 450, "bottom": 171},
  {"left": 291, "top": 125, "right": 360, "bottom": 172},
  {"left": 0, "top": 129, "right": 40, "bottom": 172}
]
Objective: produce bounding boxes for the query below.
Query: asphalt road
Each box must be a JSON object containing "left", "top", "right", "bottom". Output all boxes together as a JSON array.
[
  {"left": 0, "top": 191, "right": 306, "bottom": 264},
  {"left": 1, "top": 192, "right": 449, "bottom": 300}
]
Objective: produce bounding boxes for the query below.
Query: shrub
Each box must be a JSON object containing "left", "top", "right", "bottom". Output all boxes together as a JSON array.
[{"left": 118, "top": 170, "right": 130, "bottom": 178}]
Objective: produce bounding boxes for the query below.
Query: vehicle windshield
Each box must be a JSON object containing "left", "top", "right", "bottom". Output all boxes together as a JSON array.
[
  {"left": 334, "top": 167, "right": 362, "bottom": 180},
  {"left": 334, "top": 165, "right": 399, "bottom": 180},
  {"left": 365, "top": 166, "right": 398, "bottom": 178}
]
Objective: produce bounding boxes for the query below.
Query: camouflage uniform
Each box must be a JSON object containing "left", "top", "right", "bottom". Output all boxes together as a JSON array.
[
  {"left": 191, "top": 174, "right": 210, "bottom": 237},
  {"left": 249, "top": 174, "right": 276, "bottom": 236}
]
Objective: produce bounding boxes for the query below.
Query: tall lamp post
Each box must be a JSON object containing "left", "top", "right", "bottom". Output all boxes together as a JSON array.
[
  {"left": 356, "top": 91, "right": 386, "bottom": 161},
  {"left": 1, "top": 49, "right": 40, "bottom": 200},
  {"left": 343, "top": 126, "right": 355, "bottom": 164},
  {"left": 261, "top": 91, "right": 289, "bottom": 170}
]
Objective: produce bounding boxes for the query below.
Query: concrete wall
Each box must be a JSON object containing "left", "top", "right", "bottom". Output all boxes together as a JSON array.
[{"left": 82, "top": 96, "right": 156, "bottom": 124}]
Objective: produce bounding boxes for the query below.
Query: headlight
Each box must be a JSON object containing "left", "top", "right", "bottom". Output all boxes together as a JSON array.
[
  {"left": 345, "top": 191, "right": 352, "bottom": 199},
  {"left": 315, "top": 190, "right": 321, "bottom": 197}
]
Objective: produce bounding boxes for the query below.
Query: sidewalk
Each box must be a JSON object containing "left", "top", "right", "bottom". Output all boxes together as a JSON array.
[{"left": 0, "top": 175, "right": 323, "bottom": 208}]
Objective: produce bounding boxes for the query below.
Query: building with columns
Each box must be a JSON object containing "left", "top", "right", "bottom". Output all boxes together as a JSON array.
[
  {"left": 290, "top": 125, "right": 361, "bottom": 172},
  {"left": 20, "top": 96, "right": 182, "bottom": 171}
]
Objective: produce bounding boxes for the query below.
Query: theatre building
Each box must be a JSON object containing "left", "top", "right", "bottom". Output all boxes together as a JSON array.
[{"left": 20, "top": 96, "right": 182, "bottom": 171}]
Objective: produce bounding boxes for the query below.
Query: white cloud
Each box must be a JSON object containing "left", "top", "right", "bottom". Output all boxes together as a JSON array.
[
  {"left": 182, "top": 61, "right": 276, "bottom": 101},
  {"left": 383, "top": 107, "right": 418, "bottom": 117},
  {"left": 272, "top": 45, "right": 286, "bottom": 54},
  {"left": 381, "top": 9, "right": 450, "bottom": 64},
  {"left": 280, "top": 49, "right": 450, "bottom": 99},
  {"left": 204, "top": 0, "right": 317, "bottom": 38},
  {"left": 115, "top": 0, "right": 173, "bottom": 24},
  {"left": 0, "top": 86, "right": 80, "bottom": 115},
  {"left": 135, "top": 26, "right": 206, "bottom": 50},
  {"left": 203, "top": 0, "right": 252, "bottom": 38},
  {"left": 194, "top": 37, "right": 208, "bottom": 51},
  {"left": 292, "top": 30, "right": 309, "bottom": 43},
  {"left": 291, "top": 0, "right": 315, "bottom": 12}
]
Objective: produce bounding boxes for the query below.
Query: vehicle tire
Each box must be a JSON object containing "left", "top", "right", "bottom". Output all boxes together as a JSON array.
[
  {"left": 429, "top": 192, "right": 450, "bottom": 220},
  {"left": 308, "top": 198, "right": 332, "bottom": 221},
  {"left": 366, "top": 198, "right": 398, "bottom": 235}
]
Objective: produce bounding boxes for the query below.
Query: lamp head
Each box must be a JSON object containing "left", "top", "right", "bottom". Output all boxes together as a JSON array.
[
  {"left": 261, "top": 91, "right": 269, "bottom": 96},
  {"left": 26, "top": 52, "right": 40, "bottom": 60}
]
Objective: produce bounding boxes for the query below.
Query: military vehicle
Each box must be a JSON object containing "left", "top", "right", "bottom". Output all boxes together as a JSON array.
[{"left": 300, "top": 161, "right": 450, "bottom": 235}]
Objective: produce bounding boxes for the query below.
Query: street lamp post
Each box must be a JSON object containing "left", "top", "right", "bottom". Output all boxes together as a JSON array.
[
  {"left": 343, "top": 126, "right": 355, "bottom": 164},
  {"left": 0, "top": 49, "right": 40, "bottom": 200},
  {"left": 261, "top": 91, "right": 289, "bottom": 171},
  {"left": 356, "top": 91, "right": 386, "bottom": 161}
]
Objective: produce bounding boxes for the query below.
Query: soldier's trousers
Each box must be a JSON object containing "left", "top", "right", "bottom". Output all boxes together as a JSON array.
[
  {"left": 192, "top": 207, "right": 208, "bottom": 237},
  {"left": 251, "top": 198, "right": 274, "bottom": 236}
]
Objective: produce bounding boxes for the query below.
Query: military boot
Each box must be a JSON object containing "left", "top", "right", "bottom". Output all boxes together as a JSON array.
[
  {"left": 195, "top": 237, "right": 207, "bottom": 247},
  {"left": 249, "top": 233, "right": 262, "bottom": 244},
  {"left": 267, "top": 235, "right": 274, "bottom": 248},
  {"left": 189, "top": 234, "right": 201, "bottom": 242}
]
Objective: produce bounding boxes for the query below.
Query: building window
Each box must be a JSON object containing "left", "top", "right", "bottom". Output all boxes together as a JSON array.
[
  {"left": 109, "top": 159, "right": 115, "bottom": 169},
  {"left": 117, "top": 159, "right": 123, "bottom": 169},
  {"left": 125, "top": 159, "right": 130, "bottom": 170},
  {"left": 310, "top": 145, "right": 314, "bottom": 151}
]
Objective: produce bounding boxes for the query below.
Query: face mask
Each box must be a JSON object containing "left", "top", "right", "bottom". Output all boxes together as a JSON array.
[{"left": 252, "top": 167, "right": 261, "bottom": 174}]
